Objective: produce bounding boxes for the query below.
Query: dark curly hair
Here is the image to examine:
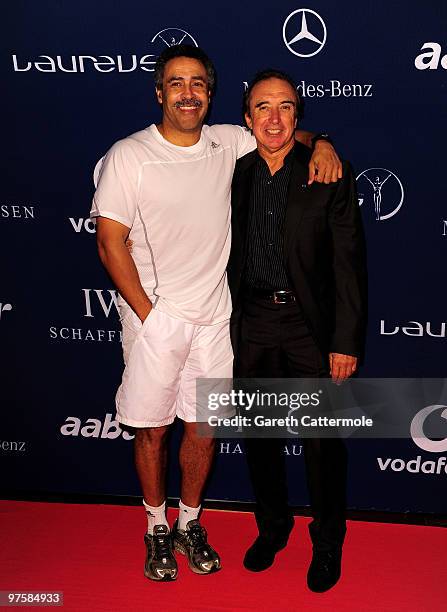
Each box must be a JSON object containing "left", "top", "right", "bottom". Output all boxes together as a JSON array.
[{"left": 154, "top": 44, "right": 216, "bottom": 93}]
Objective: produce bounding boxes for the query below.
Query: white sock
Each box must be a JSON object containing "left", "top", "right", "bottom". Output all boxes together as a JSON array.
[
  {"left": 178, "top": 500, "right": 201, "bottom": 531},
  {"left": 143, "top": 499, "right": 169, "bottom": 535}
]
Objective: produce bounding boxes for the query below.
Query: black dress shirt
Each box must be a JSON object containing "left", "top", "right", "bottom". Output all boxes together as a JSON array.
[{"left": 244, "top": 150, "right": 293, "bottom": 290}]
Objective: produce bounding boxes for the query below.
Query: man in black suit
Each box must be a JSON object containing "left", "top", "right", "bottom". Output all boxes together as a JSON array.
[{"left": 227, "top": 70, "right": 367, "bottom": 592}]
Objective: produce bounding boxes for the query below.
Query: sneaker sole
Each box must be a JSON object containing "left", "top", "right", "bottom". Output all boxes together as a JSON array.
[
  {"left": 144, "top": 567, "right": 178, "bottom": 581},
  {"left": 173, "top": 540, "right": 221, "bottom": 575},
  {"left": 143, "top": 532, "right": 178, "bottom": 582}
]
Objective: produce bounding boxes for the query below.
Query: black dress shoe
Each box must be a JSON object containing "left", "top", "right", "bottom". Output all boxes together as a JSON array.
[
  {"left": 307, "top": 549, "right": 342, "bottom": 592},
  {"left": 243, "top": 536, "right": 287, "bottom": 572}
]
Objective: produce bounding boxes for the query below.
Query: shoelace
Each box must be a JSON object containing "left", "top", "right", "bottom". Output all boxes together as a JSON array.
[
  {"left": 187, "top": 524, "right": 209, "bottom": 553},
  {"left": 153, "top": 534, "right": 172, "bottom": 560}
]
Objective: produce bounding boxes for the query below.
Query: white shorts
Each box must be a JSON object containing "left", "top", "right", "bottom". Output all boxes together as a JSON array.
[{"left": 115, "top": 307, "right": 233, "bottom": 428}]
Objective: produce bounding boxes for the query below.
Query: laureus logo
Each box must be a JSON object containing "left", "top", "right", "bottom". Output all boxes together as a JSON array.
[
  {"left": 11, "top": 27, "right": 198, "bottom": 73},
  {"left": 150, "top": 28, "right": 198, "bottom": 48},
  {"left": 356, "top": 168, "right": 404, "bottom": 221}
]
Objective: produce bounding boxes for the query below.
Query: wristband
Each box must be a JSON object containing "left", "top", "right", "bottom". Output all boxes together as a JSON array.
[{"left": 311, "top": 133, "right": 332, "bottom": 149}]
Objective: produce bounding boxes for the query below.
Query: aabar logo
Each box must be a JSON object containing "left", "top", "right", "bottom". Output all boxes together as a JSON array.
[
  {"left": 60, "top": 414, "right": 134, "bottom": 440},
  {"left": 415, "top": 43, "right": 447, "bottom": 70}
]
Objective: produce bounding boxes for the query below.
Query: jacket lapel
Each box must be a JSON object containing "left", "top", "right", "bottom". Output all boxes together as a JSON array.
[{"left": 233, "top": 152, "right": 257, "bottom": 245}]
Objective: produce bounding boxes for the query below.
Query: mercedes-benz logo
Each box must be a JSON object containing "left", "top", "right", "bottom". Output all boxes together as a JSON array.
[
  {"left": 356, "top": 168, "right": 404, "bottom": 221},
  {"left": 151, "top": 28, "right": 198, "bottom": 48},
  {"left": 283, "top": 9, "right": 327, "bottom": 58}
]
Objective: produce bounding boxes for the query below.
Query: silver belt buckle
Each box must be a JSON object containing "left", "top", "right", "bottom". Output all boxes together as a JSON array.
[{"left": 273, "top": 290, "right": 292, "bottom": 304}]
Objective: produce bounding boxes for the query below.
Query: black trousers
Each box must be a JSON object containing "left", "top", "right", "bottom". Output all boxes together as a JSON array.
[{"left": 234, "top": 295, "right": 347, "bottom": 552}]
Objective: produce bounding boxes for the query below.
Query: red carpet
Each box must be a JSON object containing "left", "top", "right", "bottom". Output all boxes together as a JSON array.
[{"left": 0, "top": 501, "right": 445, "bottom": 611}]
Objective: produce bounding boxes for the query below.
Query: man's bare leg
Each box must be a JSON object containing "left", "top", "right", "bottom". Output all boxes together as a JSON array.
[
  {"left": 173, "top": 422, "right": 221, "bottom": 573},
  {"left": 179, "top": 421, "right": 215, "bottom": 507},
  {"left": 135, "top": 425, "right": 178, "bottom": 581},
  {"left": 135, "top": 426, "right": 169, "bottom": 505}
]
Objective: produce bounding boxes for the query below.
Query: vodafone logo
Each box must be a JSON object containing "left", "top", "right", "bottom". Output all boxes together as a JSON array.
[
  {"left": 410, "top": 405, "right": 447, "bottom": 453},
  {"left": 377, "top": 405, "right": 447, "bottom": 476},
  {"left": 69, "top": 217, "right": 96, "bottom": 234}
]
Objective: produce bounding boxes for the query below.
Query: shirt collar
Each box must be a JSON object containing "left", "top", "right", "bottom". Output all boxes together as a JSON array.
[{"left": 255, "top": 145, "right": 295, "bottom": 170}]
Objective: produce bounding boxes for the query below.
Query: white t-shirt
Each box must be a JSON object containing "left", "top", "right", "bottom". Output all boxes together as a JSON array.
[{"left": 91, "top": 124, "right": 256, "bottom": 324}]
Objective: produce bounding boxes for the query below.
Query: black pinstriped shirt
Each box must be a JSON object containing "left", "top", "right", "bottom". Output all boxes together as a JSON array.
[{"left": 244, "top": 151, "right": 293, "bottom": 290}]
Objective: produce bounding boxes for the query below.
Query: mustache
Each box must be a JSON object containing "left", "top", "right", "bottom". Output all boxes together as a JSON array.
[{"left": 173, "top": 97, "right": 203, "bottom": 108}]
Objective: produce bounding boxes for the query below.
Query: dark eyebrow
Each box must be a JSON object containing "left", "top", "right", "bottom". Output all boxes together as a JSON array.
[
  {"left": 255, "top": 99, "right": 296, "bottom": 108},
  {"left": 167, "top": 75, "right": 207, "bottom": 83}
]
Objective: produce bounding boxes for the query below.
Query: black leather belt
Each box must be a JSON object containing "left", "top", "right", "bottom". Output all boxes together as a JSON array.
[{"left": 246, "top": 287, "right": 297, "bottom": 304}]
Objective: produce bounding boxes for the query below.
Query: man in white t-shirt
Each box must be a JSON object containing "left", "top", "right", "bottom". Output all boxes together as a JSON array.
[{"left": 91, "top": 44, "right": 341, "bottom": 581}]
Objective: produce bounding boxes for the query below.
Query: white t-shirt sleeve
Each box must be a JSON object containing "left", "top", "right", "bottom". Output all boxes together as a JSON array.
[
  {"left": 90, "top": 140, "right": 139, "bottom": 229},
  {"left": 230, "top": 125, "right": 257, "bottom": 159}
]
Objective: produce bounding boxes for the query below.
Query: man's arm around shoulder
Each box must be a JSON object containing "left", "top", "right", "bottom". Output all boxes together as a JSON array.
[{"left": 295, "top": 129, "right": 342, "bottom": 185}]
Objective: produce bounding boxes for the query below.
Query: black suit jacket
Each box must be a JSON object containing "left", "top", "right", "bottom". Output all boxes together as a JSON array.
[{"left": 227, "top": 142, "right": 367, "bottom": 359}]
